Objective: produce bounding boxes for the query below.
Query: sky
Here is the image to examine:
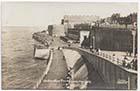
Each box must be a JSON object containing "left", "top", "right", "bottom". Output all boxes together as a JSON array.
[{"left": 2, "top": 2, "right": 138, "bottom": 26}]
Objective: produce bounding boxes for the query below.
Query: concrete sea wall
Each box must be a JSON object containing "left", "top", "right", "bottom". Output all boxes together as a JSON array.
[
  {"left": 62, "top": 49, "right": 88, "bottom": 89},
  {"left": 68, "top": 47, "right": 137, "bottom": 90}
]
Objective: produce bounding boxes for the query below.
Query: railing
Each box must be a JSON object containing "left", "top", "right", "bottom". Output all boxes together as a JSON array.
[
  {"left": 89, "top": 49, "right": 137, "bottom": 72},
  {"left": 98, "top": 51, "right": 123, "bottom": 66},
  {"left": 63, "top": 46, "right": 137, "bottom": 73}
]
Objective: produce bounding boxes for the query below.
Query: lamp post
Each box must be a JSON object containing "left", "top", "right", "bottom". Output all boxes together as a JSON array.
[{"left": 131, "top": 28, "right": 136, "bottom": 57}]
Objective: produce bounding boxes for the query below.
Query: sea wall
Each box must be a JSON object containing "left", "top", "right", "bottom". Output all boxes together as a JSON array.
[
  {"left": 62, "top": 49, "right": 88, "bottom": 89},
  {"left": 62, "top": 49, "right": 88, "bottom": 80},
  {"left": 65, "top": 47, "right": 137, "bottom": 90}
]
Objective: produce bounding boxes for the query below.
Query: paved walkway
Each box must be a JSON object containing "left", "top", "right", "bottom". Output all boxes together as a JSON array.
[
  {"left": 50, "top": 37, "right": 68, "bottom": 48},
  {"left": 38, "top": 49, "right": 68, "bottom": 89}
]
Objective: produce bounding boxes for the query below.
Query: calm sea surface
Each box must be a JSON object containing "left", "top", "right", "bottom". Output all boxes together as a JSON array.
[{"left": 2, "top": 27, "right": 47, "bottom": 89}]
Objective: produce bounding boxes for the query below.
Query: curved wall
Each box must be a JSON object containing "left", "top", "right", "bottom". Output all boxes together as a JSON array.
[{"left": 66, "top": 47, "right": 137, "bottom": 90}]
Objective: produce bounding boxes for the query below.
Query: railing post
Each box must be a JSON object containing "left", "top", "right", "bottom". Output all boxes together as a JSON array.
[
  {"left": 106, "top": 54, "right": 108, "bottom": 58},
  {"left": 109, "top": 55, "right": 111, "bottom": 60},
  {"left": 117, "top": 58, "right": 119, "bottom": 64},
  {"left": 103, "top": 53, "right": 105, "bottom": 57},
  {"left": 128, "top": 76, "right": 131, "bottom": 90}
]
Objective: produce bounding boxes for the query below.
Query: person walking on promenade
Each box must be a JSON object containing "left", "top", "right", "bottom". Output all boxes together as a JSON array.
[
  {"left": 131, "top": 56, "right": 137, "bottom": 70},
  {"left": 90, "top": 45, "right": 92, "bottom": 52},
  {"left": 122, "top": 56, "right": 128, "bottom": 67}
]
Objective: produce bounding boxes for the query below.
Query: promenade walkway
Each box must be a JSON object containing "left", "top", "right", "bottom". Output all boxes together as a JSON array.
[
  {"left": 38, "top": 49, "right": 68, "bottom": 89},
  {"left": 35, "top": 36, "right": 137, "bottom": 89}
]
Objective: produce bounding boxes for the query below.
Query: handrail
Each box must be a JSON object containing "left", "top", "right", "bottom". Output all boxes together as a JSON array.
[
  {"left": 81, "top": 48, "right": 137, "bottom": 74},
  {"left": 64, "top": 47, "right": 137, "bottom": 74}
]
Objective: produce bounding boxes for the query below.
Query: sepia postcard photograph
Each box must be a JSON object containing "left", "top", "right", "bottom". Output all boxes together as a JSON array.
[{"left": 1, "top": 0, "right": 139, "bottom": 90}]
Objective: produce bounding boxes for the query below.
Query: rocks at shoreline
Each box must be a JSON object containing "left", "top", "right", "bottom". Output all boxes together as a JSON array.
[{"left": 32, "top": 31, "right": 52, "bottom": 48}]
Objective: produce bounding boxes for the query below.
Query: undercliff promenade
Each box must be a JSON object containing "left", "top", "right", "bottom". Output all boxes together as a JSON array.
[{"left": 33, "top": 35, "right": 137, "bottom": 90}]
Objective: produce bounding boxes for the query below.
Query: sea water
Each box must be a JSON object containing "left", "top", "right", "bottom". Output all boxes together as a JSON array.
[{"left": 2, "top": 26, "right": 47, "bottom": 89}]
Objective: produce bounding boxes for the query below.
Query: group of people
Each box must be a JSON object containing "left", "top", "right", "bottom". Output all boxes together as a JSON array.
[
  {"left": 122, "top": 56, "right": 137, "bottom": 70},
  {"left": 90, "top": 47, "right": 101, "bottom": 55}
]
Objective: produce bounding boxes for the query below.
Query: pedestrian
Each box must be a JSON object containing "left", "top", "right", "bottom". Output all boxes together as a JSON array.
[
  {"left": 113, "top": 54, "right": 115, "bottom": 56},
  {"left": 90, "top": 45, "right": 92, "bottom": 52},
  {"left": 98, "top": 48, "right": 101, "bottom": 53},
  {"left": 122, "top": 56, "right": 128, "bottom": 67},
  {"left": 126, "top": 51, "right": 129, "bottom": 56},
  {"left": 131, "top": 57, "right": 137, "bottom": 70},
  {"left": 96, "top": 48, "right": 100, "bottom": 55},
  {"left": 68, "top": 43, "right": 71, "bottom": 47},
  {"left": 126, "top": 63, "right": 131, "bottom": 69},
  {"left": 122, "top": 59, "right": 126, "bottom": 67},
  {"left": 63, "top": 56, "right": 66, "bottom": 60},
  {"left": 128, "top": 50, "right": 132, "bottom": 57}
]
